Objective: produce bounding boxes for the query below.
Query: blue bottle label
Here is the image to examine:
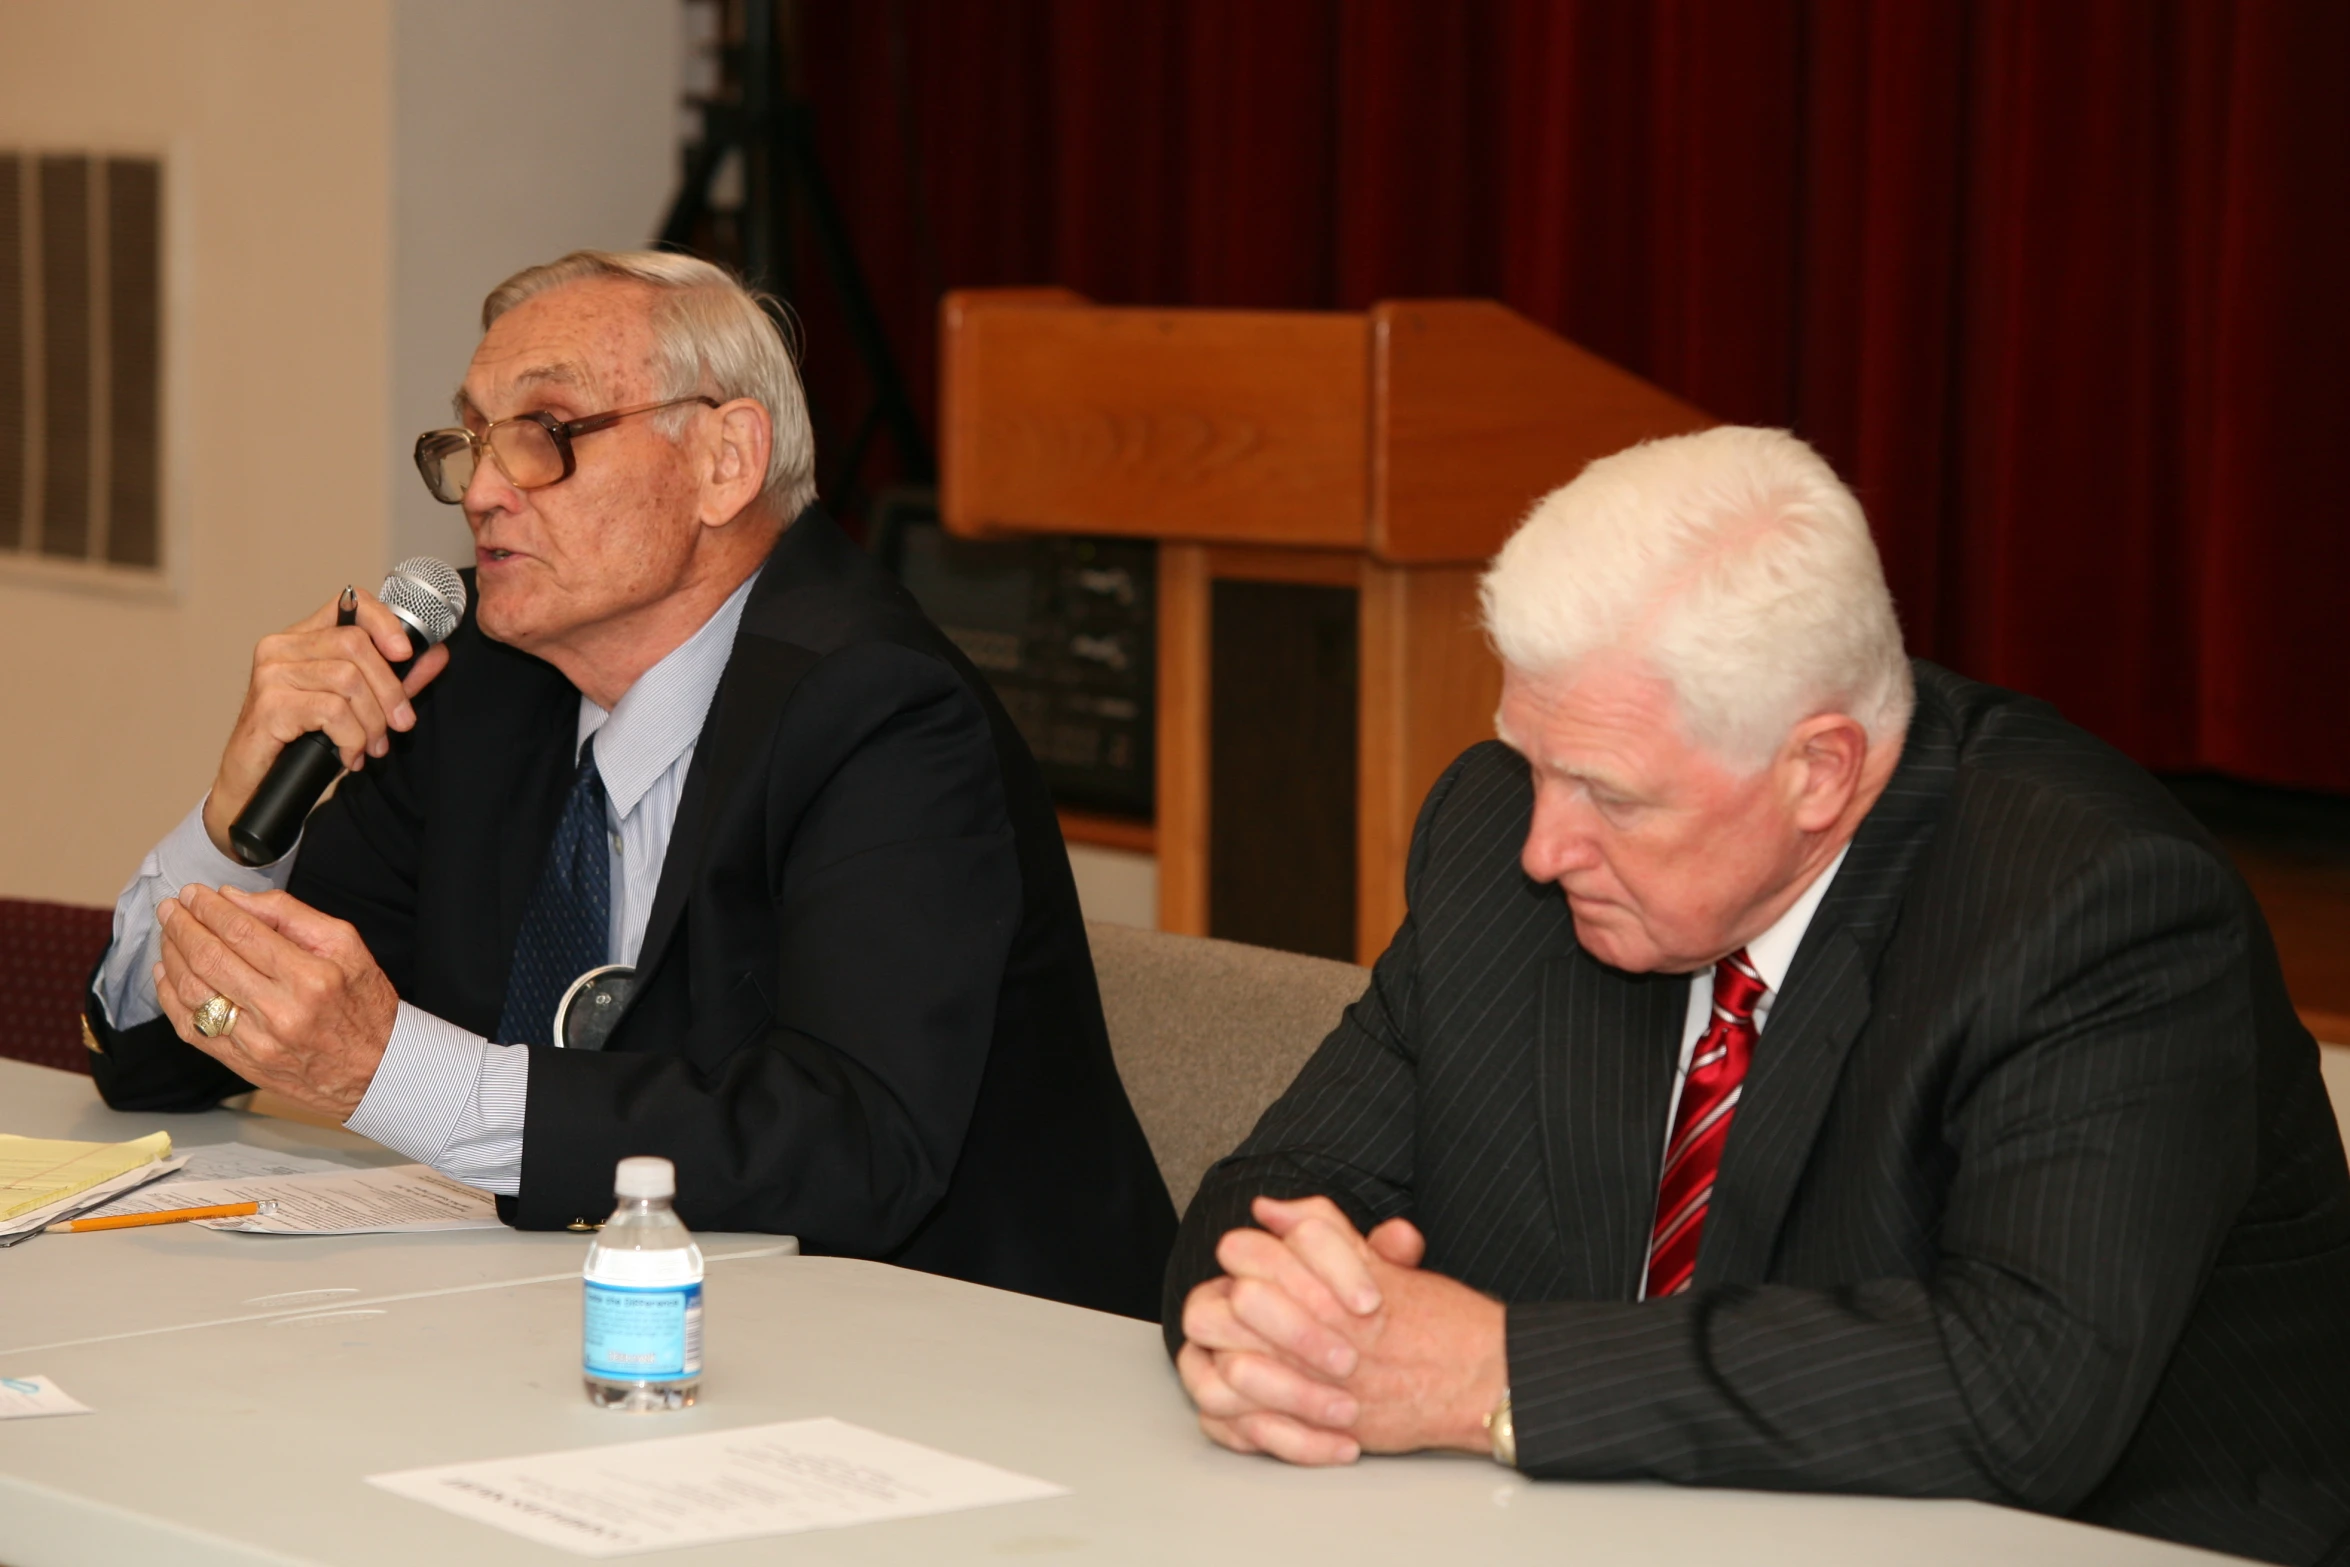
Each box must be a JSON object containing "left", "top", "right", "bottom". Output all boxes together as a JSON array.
[{"left": 583, "top": 1279, "right": 703, "bottom": 1382}]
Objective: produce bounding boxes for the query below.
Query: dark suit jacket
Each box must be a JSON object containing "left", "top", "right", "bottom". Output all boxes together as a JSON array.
[
  {"left": 92, "top": 508, "right": 1177, "bottom": 1320},
  {"left": 1167, "top": 661, "right": 2350, "bottom": 1564}
]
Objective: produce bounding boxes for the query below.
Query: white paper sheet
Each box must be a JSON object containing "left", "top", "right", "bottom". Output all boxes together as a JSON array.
[
  {"left": 90, "top": 1164, "right": 500, "bottom": 1234},
  {"left": 77, "top": 1141, "right": 345, "bottom": 1219},
  {"left": 0, "top": 1158, "right": 188, "bottom": 1246},
  {"left": 179, "top": 1140, "right": 350, "bottom": 1183},
  {"left": 0, "top": 1375, "right": 92, "bottom": 1419},
  {"left": 366, "top": 1417, "right": 1067, "bottom": 1557}
]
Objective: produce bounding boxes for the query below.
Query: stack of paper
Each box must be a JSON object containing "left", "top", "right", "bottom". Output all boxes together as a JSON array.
[{"left": 0, "top": 1131, "right": 180, "bottom": 1244}]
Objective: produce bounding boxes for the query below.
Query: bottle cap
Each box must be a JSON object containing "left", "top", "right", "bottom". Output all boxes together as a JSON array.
[{"left": 614, "top": 1156, "right": 675, "bottom": 1199}]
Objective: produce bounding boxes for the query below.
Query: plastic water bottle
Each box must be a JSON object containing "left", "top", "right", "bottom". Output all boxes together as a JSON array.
[{"left": 582, "top": 1156, "right": 703, "bottom": 1410}]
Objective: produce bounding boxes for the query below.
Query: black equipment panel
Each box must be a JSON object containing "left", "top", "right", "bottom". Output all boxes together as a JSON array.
[{"left": 870, "top": 491, "right": 1155, "bottom": 820}]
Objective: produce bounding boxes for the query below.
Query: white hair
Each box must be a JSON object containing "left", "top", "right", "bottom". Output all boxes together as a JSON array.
[
  {"left": 482, "top": 249, "right": 817, "bottom": 521},
  {"left": 1480, "top": 425, "right": 1912, "bottom": 773}
]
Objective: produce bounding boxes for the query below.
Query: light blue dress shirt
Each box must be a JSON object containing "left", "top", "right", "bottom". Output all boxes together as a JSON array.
[{"left": 98, "top": 572, "right": 758, "bottom": 1195}]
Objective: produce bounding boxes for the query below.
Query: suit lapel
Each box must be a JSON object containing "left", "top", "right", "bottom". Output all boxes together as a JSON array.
[
  {"left": 1698, "top": 928, "right": 1873, "bottom": 1284},
  {"left": 628, "top": 628, "right": 819, "bottom": 991},
  {"left": 1538, "top": 950, "right": 1687, "bottom": 1300},
  {"left": 613, "top": 508, "right": 855, "bottom": 1030},
  {"left": 1696, "top": 674, "right": 1963, "bottom": 1285}
]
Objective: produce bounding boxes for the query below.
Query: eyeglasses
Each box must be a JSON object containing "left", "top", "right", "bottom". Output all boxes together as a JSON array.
[{"left": 411, "top": 396, "right": 720, "bottom": 505}]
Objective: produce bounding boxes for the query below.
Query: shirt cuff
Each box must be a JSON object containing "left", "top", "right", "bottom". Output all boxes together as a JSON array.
[
  {"left": 345, "top": 1003, "right": 528, "bottom": 1195},
  {"left": 93, "top": 796, "right": 301, "bottom": 1031},
  {"left": 159, "top": 792, "right": 304, "bottom": 887}
]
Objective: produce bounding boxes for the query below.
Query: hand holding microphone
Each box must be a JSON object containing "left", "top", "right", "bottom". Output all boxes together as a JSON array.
[{"left": 207, "top": 558, "right": 467, "bottom": 867}]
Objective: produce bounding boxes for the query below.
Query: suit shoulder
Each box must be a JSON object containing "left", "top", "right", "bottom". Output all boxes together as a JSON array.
[
  {"left": 1405, "top": 740, "right": 1534, "bottom": 889},
  {"left": 1425, "top": 739, "right": 1531, "bottom": 824},
  {"left": 1917, "top": 662, "right": 2237, "bottom": 911},
  {"left": 734, "top": 514, "right": 1020, "bottom": 754},
  {"left": 745, "top": 565, "right": 942, "bottom": 661},
  {"left": 783, "top": 636, "right": 980, "bottom": 720}
]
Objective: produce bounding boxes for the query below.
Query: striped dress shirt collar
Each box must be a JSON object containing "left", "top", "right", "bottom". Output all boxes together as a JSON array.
[{"left": 1740, "top": 842, "right": 1850, "bottom": 1014}]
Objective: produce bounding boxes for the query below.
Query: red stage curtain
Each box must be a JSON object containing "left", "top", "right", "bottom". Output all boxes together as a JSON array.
[{"left": 796, "top": 0, "right": 2350, "bottom": 791}]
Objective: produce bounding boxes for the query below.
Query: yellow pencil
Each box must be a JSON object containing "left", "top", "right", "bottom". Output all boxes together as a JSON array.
[{"left": 46, "top": 1199, "right": 276, "bottom": 1233}]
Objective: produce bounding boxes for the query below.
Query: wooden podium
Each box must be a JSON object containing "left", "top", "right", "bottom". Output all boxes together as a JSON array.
[{"left": 940, "top": 290, "right": 1710, "bottom": 964}]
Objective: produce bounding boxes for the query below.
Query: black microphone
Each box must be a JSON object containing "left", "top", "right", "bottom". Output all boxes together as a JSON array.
[{"left": 228, "top": 557, "right": 467, "bottom": 868}]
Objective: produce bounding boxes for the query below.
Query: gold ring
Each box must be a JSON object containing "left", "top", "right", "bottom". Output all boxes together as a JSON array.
[{"left": 192, "top": 994, "right": 239, "bottom": 1038}]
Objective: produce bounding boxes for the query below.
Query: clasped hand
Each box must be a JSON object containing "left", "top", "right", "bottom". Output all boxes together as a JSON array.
[{"left": 1178, "top": 1195, "right": 1508, "bottom": 1466}]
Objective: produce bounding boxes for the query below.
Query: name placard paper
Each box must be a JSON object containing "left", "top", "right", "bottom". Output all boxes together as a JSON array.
[
  {"left": 367, "top": 1417, "right": 1066, "bottom": 1556},
  {"left": 0, "top": 1376, "right": 91, "bottom": 1419}
]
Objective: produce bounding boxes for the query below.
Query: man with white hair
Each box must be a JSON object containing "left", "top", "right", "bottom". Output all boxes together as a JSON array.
[
  {"left": 86, "top": 250, "right": 1177, "bottom": 1318},
  {"left": 1167, "top": 427, "right": 2350, "bottom": 1562}
]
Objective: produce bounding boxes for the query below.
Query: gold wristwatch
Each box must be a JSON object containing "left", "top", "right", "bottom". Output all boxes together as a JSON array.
[{"left": 1484, "top": 1388, "right": 1516, "bottom": 1467}]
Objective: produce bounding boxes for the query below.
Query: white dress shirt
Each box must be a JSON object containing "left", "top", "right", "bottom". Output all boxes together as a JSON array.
[
  {"left": 1639, "top": 843, "right": 1849, "bottom": 1299},
  {"left": 97, "top": 571, "right": 757, "bottom": 1196}
]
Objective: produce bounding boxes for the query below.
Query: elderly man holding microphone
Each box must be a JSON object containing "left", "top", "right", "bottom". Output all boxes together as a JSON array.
[{"left": 86, "top": 249, "right": 1175, "bottom": 1319}]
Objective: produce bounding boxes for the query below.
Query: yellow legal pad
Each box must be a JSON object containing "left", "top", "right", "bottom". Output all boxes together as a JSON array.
[{"left": 0, "top": 1131, "right": 173, "bottom": 1223}]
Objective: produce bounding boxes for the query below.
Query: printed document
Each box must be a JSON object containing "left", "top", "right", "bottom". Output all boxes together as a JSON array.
[
  {"left": 91, "top": 1163, "right": 500, "bottom": 1234},
  {"left": 77, "top": 1140, "right": 345, "bottom": 1219},
  {"left": 367, "top": 1417, "right": 1067, "bottom": 1556}
]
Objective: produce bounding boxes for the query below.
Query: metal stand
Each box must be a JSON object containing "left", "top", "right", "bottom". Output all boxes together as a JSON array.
[{"left": 659, "top": 0, "right": 934, "bottom": 504}]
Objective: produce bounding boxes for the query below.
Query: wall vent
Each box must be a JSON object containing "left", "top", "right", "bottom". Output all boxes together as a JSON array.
[{"left": 0, "top": 153, "right": 162, "bottom": 571}]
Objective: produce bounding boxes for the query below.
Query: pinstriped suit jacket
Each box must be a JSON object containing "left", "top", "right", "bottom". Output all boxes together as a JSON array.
[{"left": 1166, "top": 662, "right": 2350, "bottom": 1565}]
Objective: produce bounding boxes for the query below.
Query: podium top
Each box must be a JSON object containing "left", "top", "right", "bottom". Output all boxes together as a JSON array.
[{"left": 940, "top": 289, "right": 1711, "bottom": 566}]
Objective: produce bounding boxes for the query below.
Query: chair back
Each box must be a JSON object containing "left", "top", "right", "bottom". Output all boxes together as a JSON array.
[
  {"left": 0, "top": 898, "right": 112, "bottom": 1074},
  {"left": 2321, "top": 1043, "right": 2350, "bottom": 1161},
  {"left": 1088, "top": 921, "right": 1368, "bottom": 1215}
]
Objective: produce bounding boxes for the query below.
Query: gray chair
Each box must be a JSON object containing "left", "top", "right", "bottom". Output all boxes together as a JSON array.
[
  {"left": 2323, "top": 1042, "right": 2350, "bottom": 1160},
  {"left": 1088, "top": 921, "right": 1369, "bottom": 1215}
]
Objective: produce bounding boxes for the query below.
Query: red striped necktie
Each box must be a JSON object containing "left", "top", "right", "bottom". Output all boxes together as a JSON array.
[{"left": 1646, "top": 948, "right": 1769, "bottom": 1298}]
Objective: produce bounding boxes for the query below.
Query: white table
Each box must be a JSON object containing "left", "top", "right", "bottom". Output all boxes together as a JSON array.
[{"left": 0, "top": 1058, "right": 2235, "bottom": 1566}]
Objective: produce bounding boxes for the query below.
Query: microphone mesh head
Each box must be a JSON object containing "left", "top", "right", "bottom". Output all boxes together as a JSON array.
[{"left": 380, "top": 556, "right": 467, "bottom": 648}]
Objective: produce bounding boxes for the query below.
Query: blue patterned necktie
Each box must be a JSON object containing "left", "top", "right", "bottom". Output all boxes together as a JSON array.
[{"left": 496, "top": 735, "right": 611, "bottom": 1045}]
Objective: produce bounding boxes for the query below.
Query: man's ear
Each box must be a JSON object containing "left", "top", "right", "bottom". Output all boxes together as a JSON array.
[
  {"left": 1781, "top": 712, "right": 1869, "bottom": 831},
  {"left": 700, "top": 398, "right": 773, "bottom": 526}
]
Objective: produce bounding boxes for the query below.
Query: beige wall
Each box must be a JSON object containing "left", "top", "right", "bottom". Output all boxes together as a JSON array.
[
  {"left": 388, "top": 0, "right": 679, "bottom": 569},
  {"left": 0, "top": 1, "right": 396, "bottom": 906},
  {"left": 0, "top": 0, "right": 677, "bottom": 907}
]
